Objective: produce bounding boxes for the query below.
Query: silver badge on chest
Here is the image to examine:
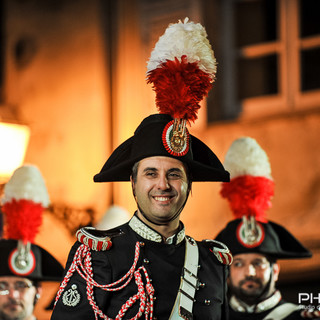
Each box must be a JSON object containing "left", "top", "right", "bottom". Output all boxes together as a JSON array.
[{"left": 62, "top": 284, "right": 81, "bottom": 307}]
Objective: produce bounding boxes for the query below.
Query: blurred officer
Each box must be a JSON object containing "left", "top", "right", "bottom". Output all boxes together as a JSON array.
[
  {"left": 0, "top": 165, "right": 63, "bottom": 320},
  {"left": 216, "top": 137, "right": 319, "bottom": 319}
]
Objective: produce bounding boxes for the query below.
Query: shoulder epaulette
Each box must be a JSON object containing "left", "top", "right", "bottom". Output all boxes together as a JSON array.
[
  {"left": 76, "top": 226, "right": 125, "bottom": 251},
  {"left": 202, "top": 239, "right": 233, "bottom": 265}
]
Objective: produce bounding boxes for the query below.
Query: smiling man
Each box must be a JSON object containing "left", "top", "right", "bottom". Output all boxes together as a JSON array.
[
  {"left": 131, "top": 156, "right": 189, "bottom": 233},
  {"left": 51, "top": 18, "right": 233, "bottom": 320},
  {"left": 51, "top": 113, "right": 232, "bottom": 320}
]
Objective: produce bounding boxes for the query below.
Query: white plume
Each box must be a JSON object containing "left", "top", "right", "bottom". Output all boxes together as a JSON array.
[
  {"left": 2, "top": 164, "right": 50, "bottom": 206},
  {"left": 95, "top": 205, "right": 130, "bottom": 230},
  {"left": 147, "top": 17, "right": 217, "bottom": 79},
  {"left": 224, "top": 137, "right": 272, "bottom": 180}
]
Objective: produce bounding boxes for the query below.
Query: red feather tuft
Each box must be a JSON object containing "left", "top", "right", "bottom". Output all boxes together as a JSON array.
[
  {"left": 147, "top": 56, "right": 213, "bottom": 123},
  {"left": 220, "top": 175, "right": 274, "bottom": 222},
  {"left": 2, "top": 199, "right": 43, "bottom": 244}
]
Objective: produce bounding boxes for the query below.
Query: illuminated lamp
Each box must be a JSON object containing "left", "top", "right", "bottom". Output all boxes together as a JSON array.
[{"left": 0, "top": 122, "right": 30, "bottom": 183}]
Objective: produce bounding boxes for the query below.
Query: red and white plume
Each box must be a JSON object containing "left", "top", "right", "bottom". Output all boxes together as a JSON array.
[
  {"left": 1, "top": 165, "right": 50, "bottom": 244},
  {"left": 147, "top": 17, "right": 216, "bottom": 123},
  {"left": 220, "top": 137, "right": 274, "bottom": 222}
]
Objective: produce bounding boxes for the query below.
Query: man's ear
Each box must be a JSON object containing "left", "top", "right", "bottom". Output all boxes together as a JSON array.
[
  {"left": 35, "top": 285, "right": 42, "bottom": 304},
  {"left": 272, "top": 262, "right": 280, "bottom": 282},
  {"left": 130, "top": 176, "right": 136, "bottom": 198}
]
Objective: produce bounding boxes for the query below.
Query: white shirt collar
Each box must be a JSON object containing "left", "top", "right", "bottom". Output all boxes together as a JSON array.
[{"left": 230, "top": 290, "right": 282, "bottom": 313}]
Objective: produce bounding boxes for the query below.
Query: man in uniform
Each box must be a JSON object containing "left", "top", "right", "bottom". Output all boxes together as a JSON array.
[
  {"left": 0, "top": 165, "right": 63, "bottom": 320},
  {"left": 216, "top": 137, "right": 319, "bottom": 319},
  {"left": 51, "top": 18, "right": 232, "bottom": 320}
]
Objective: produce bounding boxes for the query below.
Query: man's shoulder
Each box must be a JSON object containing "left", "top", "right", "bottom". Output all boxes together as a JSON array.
[
  {"left": 198, "top": 239, "right": 233, "bottom": 266},
  {"left": 75, "top": 223, "right": 130, "bottom": 251}
]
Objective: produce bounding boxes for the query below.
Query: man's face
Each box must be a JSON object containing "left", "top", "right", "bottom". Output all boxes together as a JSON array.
[
  {"left": 0, "top": 276, "right": 40, "bottom": 320},
  {"left": 131, "top": 156, "right": 189, "bottom": 225},
  {"left": 229, "top": 253, "right": 279, "bottom": 304}
]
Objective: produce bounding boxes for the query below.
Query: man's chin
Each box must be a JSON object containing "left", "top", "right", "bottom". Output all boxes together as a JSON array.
[{"left": 232, "top": 287, "right": 263, "bottom": 304}]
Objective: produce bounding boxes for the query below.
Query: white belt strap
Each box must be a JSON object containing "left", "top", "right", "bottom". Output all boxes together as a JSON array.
[
  {"left": 262, "top": 303, "right": 301, "bottom": 320},
  {"left": 169, "top": 236, "right": 199, "bottom": 320}
]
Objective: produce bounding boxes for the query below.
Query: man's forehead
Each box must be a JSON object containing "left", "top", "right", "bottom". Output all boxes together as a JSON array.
[
  {"left": 139, "top": 156, "right": 186, "bottom": 170},
  {"left": 234, "top": 253, "right": 268, "bottom": 262},
  {"left": 0, "top": 276, "right": 30, "bottom": 282}
]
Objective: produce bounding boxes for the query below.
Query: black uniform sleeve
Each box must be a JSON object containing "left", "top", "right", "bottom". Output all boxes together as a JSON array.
[
  {"left": 50, "top": 241, "right": 112, "bottom": 320},
  {"left": 221, "top": 265, "right": 230, "bottom": 320}
]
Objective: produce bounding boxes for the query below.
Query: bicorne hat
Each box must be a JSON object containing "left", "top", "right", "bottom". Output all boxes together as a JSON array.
[
  {"left": 0, "top": 165, "right": 63, "bottom": 281},
  {"left": 94, "top": 18, "right": 229, "bottom": 183},
  {"left": 215, "top": 137, "right": 312, "bottom": 259},
  {"left": 94, "top": 114, "right": 229, "bottom": 182}
]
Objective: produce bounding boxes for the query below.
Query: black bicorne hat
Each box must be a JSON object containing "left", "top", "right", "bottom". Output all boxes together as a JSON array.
[
  {"left": 94, "top": 114, "right": 230, "bottom": 182},
  {"left": 215, "top": 218, "right": 312, "bottom": 259},
  {"left": 95, "top": 19, "right": 230, "bottom": 183},
  {"left": 0, "top": 165, "right": 63, "bottom": 282},
  {"left": 216, "top": 137, "right": 312, "bottom": 260},
  {"left": 0, "top": 239, "right": 64, "bottom": 281}
]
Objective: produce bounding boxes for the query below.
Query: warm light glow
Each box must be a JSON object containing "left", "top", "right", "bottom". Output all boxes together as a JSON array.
[{"left": 0, "top": 122, "right": 30, "bottom": 183}]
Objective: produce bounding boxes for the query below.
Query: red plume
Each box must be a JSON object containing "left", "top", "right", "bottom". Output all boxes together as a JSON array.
[
  {"left": 147, "top": 56, "right": 212, "bottom": 124},
  {"left": 220, "top": 175, "right": 274, "bottom": 222},
  {"left": 2, "top": 199, "right": 43, "bottom": 244}
]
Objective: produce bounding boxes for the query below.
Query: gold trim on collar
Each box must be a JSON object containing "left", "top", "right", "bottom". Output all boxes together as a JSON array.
[{"left": 129, "top": 215, "right": 185, "bottom": 244}]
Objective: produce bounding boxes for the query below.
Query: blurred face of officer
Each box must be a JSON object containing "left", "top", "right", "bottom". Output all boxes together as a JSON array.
[
  {"left": 0, "top": 276, "right": 41, "bottom": 320},
  {"left": 131, "top": 156, "right": 189, "bottom": 225},
  {"left": 229, "top": 253, "right": 280, "bottom": 305}
]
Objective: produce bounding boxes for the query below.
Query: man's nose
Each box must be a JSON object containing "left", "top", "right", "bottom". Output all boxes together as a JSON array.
[
  {"left": 245, "top": 264, "right": 256, "bottom": 276},
  {"left": 157, "top": 174, "right": 170, "bottom": 190},
  {"left": 7, "top": 288, "right": 21, "bottom": 299}
]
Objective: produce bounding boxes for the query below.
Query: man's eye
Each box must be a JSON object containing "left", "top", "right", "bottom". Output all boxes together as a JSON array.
[
  {"left": 233, "top": 262, "right": 243, "bottom": 268},
  {"left": 146, "top": 172, "right": 156, "bottom": 177},
  {"left": 253, "top": 261, "right": 268, "bottom": 269},
  {"left": 15, "top": 282, "right": 29, "bottom": 289},
  {"left": 0, "top": 282, "right": 8, "bottom": 290},
  {"left": 168, "top": 173, "right": 181, "bottom": 178}
]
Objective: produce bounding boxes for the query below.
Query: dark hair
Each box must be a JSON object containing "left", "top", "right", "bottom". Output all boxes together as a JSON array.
[{"left": 131, "top": 161, "right": 139, "bottom": 183}]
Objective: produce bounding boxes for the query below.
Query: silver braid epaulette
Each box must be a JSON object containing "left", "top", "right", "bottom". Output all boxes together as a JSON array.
[
  {"left": 202, "top": 239, "right": 233, "bottom": 265},
  {"left": 76, "top": 226, "right": 125, "bottom": 251}
]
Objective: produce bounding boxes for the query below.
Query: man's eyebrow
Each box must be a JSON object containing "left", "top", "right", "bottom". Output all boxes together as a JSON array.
[
  {"left": 167, "top": 168, "right": 184, "bottom": 173},
  {"left": 143, "top": 167, "right": 158, "bottom": 172},
  {"left": 252, "top": 258, "right": 267, "bottom": 263},
  {"left": 142, "top": 167, "right": 184, "bottom": 173}
]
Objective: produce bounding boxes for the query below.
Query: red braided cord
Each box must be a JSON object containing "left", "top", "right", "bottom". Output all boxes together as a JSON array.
[
  {"left": 55, "top": 242, "right": 155, "bottom": 319},
  {"left": 54, "top": 250, "right": 78, "bottom": 305},
  {"left": 75, "top": 243, "right": 140, "bottom": 291},
  {"left": 115, "top": 266, "right": 154, "bottom": 320}
]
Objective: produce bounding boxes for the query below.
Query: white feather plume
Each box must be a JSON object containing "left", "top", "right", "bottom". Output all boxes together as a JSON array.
[
  {"left": 224, "top": 137, "right": 272, "bottom": 180},
  {"left": 95, "top": 205, "right": 130, "bottom": 230},
  {"left": 2, "top": 164, "right": 50, "bottom": 207},
  {"left": 147, "top": 17, "right": 217, "bottom": 79}
]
